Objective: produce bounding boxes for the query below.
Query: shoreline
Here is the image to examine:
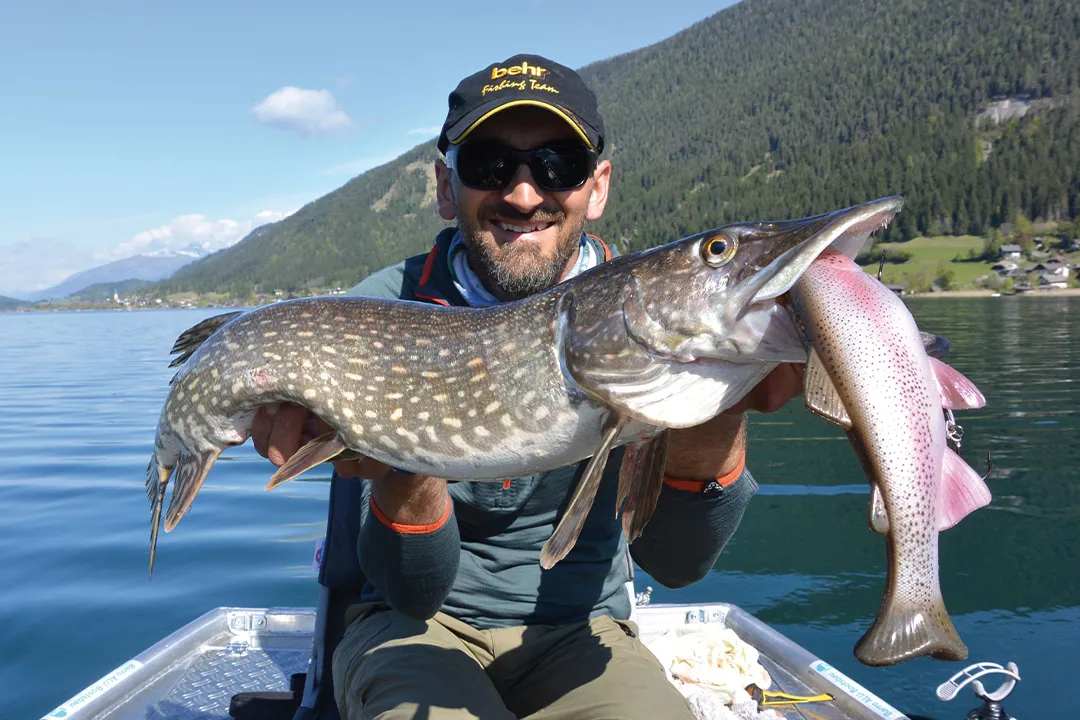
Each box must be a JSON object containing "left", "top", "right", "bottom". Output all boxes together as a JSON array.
[
  {"left": 905, "top": 288, "right": 1080, "bottom": 298},
  {"left": 5, "top": 288, "right": 1080, "bottom": 313}
]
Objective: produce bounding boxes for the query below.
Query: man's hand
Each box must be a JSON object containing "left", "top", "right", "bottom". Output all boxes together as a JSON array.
[
  {"left": 665, "top": 363, "right": 805, "bottom": 480},
  {"left": 727, "top": 362, "right": 805, "bottom": 415},
  {"left": 250, "top": 403, "right": 449, "bottom": 525},
  {"left": 251, "top": 403, "right": 372, "bottom": 479}
]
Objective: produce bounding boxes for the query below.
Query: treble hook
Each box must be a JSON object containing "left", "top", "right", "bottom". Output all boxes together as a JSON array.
[
  {"left": 877, "top": 249, "right": 888, "bottom": 282},
  {"left": 944, "top": 408, "right": 964, "bottom": 451}
]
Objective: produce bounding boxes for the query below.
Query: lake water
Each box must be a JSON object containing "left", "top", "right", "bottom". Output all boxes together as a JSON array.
[{"left": 1, "top": 299, "right": 1076, "bottom": 718}]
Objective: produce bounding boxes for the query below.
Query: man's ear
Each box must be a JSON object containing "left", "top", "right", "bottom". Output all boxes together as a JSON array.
[
  {"left": 435, "top": 159, "right": 457, "bottom": 221},
  {"left": 585, "top": 159, "right": 611, "bottom": 222}
]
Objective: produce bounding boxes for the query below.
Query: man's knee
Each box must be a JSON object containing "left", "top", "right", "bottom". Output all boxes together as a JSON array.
[{"left": 332, "top": 605, "right": 514, "bottom": 720}]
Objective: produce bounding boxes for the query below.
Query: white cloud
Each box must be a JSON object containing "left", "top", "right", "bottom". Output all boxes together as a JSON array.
[
  {"left": 106, "top": 210, "right": 293, "bottom": 260},
  {"left": 0, "top": 210, "right": 294, "bottom": 298},
  {"left": 252, "top": 87, "right": 354, "bottom": 137},
  {"left": 408, "top": 125, "right": 443, "bottom": 136},
  {"left": 0, "top": 237, "right": 96, "bottom": 297}
]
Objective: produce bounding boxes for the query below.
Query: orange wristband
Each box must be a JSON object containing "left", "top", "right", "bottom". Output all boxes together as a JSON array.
[
  {"left": 370, "top": 494, "right": 453, "bottom": 534},
  {"left": 662, "top": 451, "right": 746, "bottom": 493}
]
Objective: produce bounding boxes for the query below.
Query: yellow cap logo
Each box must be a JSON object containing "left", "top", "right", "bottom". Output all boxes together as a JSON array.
[{"left": 491, "top": 61, "right": 548, "bottom": 80}]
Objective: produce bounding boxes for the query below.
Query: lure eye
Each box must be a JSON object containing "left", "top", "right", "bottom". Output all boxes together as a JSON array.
[{"left": 700, "top": 234, "right": 738, "bottom": 267}]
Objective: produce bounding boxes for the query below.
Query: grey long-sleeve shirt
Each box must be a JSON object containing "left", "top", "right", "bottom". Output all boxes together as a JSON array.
[{"left": 346, "top": 229, "right": 758, "bottom": 626}]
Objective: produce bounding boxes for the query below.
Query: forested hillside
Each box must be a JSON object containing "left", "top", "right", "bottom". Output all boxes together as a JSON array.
[{"left": 159, "top": 0, "right": 1080, "bottom": 297}]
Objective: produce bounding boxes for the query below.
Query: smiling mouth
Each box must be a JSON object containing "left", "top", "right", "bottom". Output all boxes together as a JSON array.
[{"left": 493, "top": 220, "right": 555, "bottom": 234}]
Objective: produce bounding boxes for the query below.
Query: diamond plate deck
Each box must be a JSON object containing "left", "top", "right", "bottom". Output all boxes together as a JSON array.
[
  {"left": 48, "top": 605, "right": 897, "bottom": 720},
  {"left": 146, "top": 646, "right": 309, "bottom": 720}
]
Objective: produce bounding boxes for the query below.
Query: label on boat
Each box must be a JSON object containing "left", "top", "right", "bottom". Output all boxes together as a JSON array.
[
  {"left": 41, "top": 660, "right": 142, "bottom": 719},
  {"left": 809, "top": 660, "right": 907, "bottom": 719}
]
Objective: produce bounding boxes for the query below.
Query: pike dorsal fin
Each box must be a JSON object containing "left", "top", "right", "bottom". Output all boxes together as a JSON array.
[
  {"left": 266, "top": 432, "right": 348, "bottom": 490},
  {"left": 618, "top": 430, "right": 669, "bottom": 543},
  {"left": 169, "top": 311, "right": 243, "bottom": 368},
  {"left": 804, "top": 347, "right": 852, "bottom": 428},
  {"left": 540, "top": 412, "right": 627, "bottom": 569}
]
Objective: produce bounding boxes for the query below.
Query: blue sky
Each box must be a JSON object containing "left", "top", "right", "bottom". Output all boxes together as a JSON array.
[{"left": 0, "top": 1, "right": 736, "bottom": 297}]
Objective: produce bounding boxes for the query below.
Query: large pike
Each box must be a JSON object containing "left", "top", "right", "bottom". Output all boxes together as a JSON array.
[
  {"left": 788, "top": 246, "right": 991, "bottom": 666},
  {"left": 146, "top": 198, "right": 904, "bottom": 577}
]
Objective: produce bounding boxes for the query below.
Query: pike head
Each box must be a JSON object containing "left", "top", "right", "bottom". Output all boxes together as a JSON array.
[{"left": 560, "top": 196, "right": 903, "bottom": 428}]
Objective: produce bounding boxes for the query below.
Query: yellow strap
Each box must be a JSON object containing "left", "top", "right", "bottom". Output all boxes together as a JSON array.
[{"left": 760, "top": 690, "right": 834, "bottom": 707}]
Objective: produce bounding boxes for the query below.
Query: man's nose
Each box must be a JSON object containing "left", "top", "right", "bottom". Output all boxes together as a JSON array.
[{"left": 501, "top": 163, "right": 545, "bottom": 213}]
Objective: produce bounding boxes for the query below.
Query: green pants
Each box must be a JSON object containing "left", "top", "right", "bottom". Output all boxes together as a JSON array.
[{"left": 332, "top": 602, "right": 695, "bottom": 719}]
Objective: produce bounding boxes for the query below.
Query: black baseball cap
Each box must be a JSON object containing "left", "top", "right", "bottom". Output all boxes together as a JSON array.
[{"left": 437, "top": 53, "right": 605, "bottom": 155}]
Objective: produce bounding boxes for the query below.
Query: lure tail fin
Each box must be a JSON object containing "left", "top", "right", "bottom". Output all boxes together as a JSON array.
[{"left": 855, "top": 590, "right": 968, "bottom": 666}]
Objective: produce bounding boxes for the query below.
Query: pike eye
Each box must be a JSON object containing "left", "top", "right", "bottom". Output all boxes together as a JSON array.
[{"left": 700, "top": 234, "right": 737, "bottom": 267}]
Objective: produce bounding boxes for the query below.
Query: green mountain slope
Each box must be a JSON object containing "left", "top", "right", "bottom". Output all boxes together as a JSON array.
[
  {"left": 0, "top": 295, "right": 24, "bottom": 309},
  {"left": 160, "top": 0, "right": 1080, "bottom": 296}
]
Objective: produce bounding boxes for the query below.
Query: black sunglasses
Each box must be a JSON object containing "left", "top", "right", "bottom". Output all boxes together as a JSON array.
[{"left": 447, "top": 142, "right": 598, "bottom": 192}]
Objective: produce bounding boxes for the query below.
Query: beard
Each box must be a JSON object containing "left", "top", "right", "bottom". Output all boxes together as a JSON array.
[{"left": 459, "top": 201, "right": 585, "bottom": 301}]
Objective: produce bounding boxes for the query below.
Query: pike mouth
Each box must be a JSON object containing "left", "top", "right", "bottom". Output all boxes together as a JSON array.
[{"left": 731, "top": 196, "right": 904, "bottom": 316}]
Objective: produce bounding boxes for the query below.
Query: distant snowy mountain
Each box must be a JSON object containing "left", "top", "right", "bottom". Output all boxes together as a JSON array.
[{"left": 25, "top": 245, "right": 209, "bottom": 301}]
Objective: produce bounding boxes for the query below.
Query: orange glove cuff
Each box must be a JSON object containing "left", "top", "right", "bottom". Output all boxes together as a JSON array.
[{"left": 662, "top": 451, "right": 746, "bottom": 493}]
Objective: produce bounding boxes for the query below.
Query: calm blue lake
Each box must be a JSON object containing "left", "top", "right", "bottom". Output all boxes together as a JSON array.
[{"left": 1, "top": 299, "right": 1076, "bottom": 718}]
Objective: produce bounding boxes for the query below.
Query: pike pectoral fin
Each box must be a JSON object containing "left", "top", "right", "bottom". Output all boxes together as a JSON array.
[
  {"left": 929, "top": 357, "right": 986, "bottom": 410},
  {"left": 618, "top": 430, "right": 669, "bottom": 543},
  {"left": 168, "top": 311, "right": 243, "bottom": 368},
  {"left": 938, "top": 447, "right": 992, "bottom": 530},
  {"left": 541, "top": 412, "right": 628, "bottom": 570},
  {"left": 163, "top": 448, "right": 222, "bottom": 532},
  {"left": 266, "top": 431, "right": 347, "bottom": 490},
  {"left": 804, "top": 348, "right": 852, "bottom": 428}
]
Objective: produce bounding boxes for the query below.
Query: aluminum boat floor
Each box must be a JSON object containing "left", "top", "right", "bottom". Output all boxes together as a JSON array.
[{"left": 45, "top": 604, "right": 905, "bottom": 720}]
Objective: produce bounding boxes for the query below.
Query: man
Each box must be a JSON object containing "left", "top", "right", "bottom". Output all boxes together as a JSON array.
[{"left": 253, "top": 54, "right": 802, "bottom": 719}]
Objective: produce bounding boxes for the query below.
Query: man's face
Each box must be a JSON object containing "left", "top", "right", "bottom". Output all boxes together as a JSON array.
[{"left": 436, "top": 106, "right": 611, "bottom": 301}]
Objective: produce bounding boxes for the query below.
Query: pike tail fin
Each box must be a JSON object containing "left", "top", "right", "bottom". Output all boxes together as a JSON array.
[
  {"left": 541, "top": 413, "right": 626, "bottom": 570},
  {"left": 855, "top": 592, "right": 967, "bottom": 666},
  {"left": 146, "top": 451, "right": 173, "bottom": 579}
]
